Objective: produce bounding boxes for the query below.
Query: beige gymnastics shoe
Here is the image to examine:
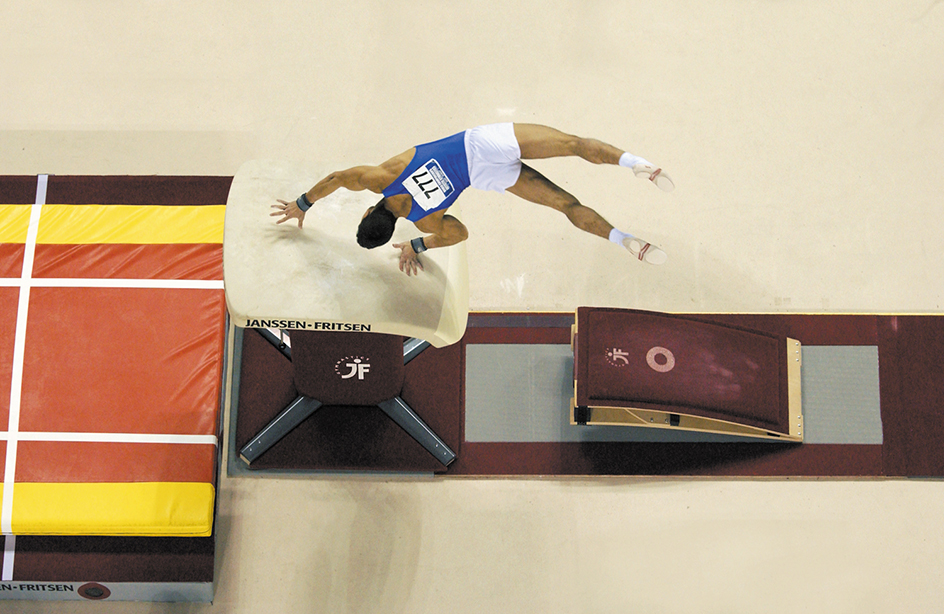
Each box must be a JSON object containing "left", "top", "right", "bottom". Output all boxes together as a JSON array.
[
  {"left": 633, "top": 163, "right": 675, "bottom": 192},
  {"left": 622, "top": 236, "right": 668, "bottom": 265}
]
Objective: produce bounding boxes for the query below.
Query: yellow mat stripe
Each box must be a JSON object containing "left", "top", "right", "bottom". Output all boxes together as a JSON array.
[
  {"left": 10, "top": 482, "right": 214, "bottom": 536},
  {"left": 36, "top": 205, "right": 225, "bottom": 244},
  {"left": 0, "top": 205, "right": 32, "bottom": 243}
]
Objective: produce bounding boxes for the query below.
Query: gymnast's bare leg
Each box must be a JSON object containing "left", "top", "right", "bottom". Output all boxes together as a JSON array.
[
  {"left": 507, "top": 124, "right": 670, "bottom": 265},
  {"left": 513, "top": 124, "right": 674, "bottom": 191}
]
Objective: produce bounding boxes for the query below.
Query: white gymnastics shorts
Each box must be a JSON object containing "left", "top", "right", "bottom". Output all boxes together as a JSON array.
[{"left": 464, "top": 123, "right": 522, "bottom": 193}]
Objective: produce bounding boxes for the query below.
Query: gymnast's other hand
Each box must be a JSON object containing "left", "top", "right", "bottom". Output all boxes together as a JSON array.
[
  {"left": 393, "top": 242, "right": 424, "bottom": 277},
  {"left": 271, "top": 199, "right": 306, "bottom": 228}
]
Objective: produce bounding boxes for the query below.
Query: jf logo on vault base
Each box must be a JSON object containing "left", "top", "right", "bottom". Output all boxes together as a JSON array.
[
  {"left": 223, "top": 159, "right": 469, "bottom": 348},
  {"left": 572, "top": 307, "right": 803, "bottom": 441}
]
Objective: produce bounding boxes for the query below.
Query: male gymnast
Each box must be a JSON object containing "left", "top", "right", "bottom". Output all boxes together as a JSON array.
[{"left": 271, "top": 123, "right": 674, "bottom": 276}]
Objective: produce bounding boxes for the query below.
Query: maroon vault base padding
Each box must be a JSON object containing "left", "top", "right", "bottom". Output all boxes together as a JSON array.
[
  {"left": 292, "top": 331, "right": 406, "bottom": 405},
  {"left": 234, "top": 329, "right": 462, "bottom": 472},
  {"left": 233, "top": 313, "right": 944, "bottom": 478}
]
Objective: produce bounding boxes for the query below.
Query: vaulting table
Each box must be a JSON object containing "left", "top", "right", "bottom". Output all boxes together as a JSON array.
[{"left": 224, "top": 160, "right": 469, "bottom": 467}]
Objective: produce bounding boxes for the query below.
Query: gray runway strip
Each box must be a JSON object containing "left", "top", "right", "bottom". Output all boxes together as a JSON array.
[{"left": 465, "top": 344, "right": 882, "bottom": 444}]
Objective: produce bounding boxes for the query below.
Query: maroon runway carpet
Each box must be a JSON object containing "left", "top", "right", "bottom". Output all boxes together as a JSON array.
[{"left": 236, "top": 312, "right": 944, "bottom": 478}]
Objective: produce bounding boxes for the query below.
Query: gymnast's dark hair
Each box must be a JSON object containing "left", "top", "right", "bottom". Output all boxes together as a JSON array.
[{"left": 356, "top": 199, "right": 397, "bottom": 249}]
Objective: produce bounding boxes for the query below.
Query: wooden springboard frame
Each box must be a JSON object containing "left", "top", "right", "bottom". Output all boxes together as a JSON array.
[{"left": 570, "top": 310, "right": 804, "bottom": 442}]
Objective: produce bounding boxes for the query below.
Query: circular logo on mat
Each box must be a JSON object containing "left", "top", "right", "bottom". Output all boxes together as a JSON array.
[
  {"left": 334, "top": 355, "right": 370, "bottom": 380},
  {"left": 646, "top": 346, "right": 676, "bottom": 373}
]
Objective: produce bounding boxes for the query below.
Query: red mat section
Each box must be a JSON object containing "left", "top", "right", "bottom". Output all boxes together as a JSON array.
[
  {"left": 16, "top": 442, "right": 216, "bottom": 483},
  {"left": 0, "top": 246, "right": 23, "bottom": 279},
  {"left": 0, "top": 288, "right": 16, "bottom": 428},
  {"left": 21, "top": 287, "right": 223, "bottom": 436},
  {"left": 1, "top": 175, "right": 231, "bottom": 589},
  {"left": 2, "top": 176, "right": 228, "bottom": 495},
  {"left": 20, "top": 287, "right": 224, "bottom": 436},
  {"left": 33, "top": 244, "right": 223, "bottom": 280}
]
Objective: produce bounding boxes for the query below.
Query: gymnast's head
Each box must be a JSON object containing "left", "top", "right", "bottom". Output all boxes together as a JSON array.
[{"left": 356, "top": 199, "right": 397, "bottom": 249}]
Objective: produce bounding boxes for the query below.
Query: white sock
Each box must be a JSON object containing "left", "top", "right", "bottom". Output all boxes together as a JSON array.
[
  {"left": 619, "top": 152, "right": 651, "bottom": 170},
  {"left": 609, "top": 228, "right": 632, "bottom": 245}
]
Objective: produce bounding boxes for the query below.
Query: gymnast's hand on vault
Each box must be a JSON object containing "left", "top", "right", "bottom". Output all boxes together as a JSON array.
[
  {"left": 271, "top": 199, "right": 306, "bottom": 228},
  {"left": 393, "top": 242, "right": 424, "bottom": 277}
]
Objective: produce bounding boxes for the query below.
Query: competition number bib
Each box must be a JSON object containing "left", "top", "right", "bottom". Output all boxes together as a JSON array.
[{"left": 402, "top": 159, "right": 455, "bottom": 212}]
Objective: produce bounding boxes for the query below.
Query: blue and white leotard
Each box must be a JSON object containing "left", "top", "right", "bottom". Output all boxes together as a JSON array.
[{"left": 381, "top": 131, "right": 472, "bottom": 222}]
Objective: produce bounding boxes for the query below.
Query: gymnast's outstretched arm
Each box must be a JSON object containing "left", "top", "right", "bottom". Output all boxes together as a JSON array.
[
  {"left": 392, "top": 213, "right": 469, "bottom": 276},
  {"left": 271, "top": 165, "right": 392, "bottom": 228}
]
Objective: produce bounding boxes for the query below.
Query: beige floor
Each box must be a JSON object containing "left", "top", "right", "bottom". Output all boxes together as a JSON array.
[{"left": 2, "top": 1, "right": 944, "bottom": 612}]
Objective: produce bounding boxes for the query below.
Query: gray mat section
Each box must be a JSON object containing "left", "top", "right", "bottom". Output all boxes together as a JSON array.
[
  {"left": 465, "top": 344, "right": 883, "bottom": 444},
  {"left": 465, "top": 345, "right": 576, "bottom": 442},
  {"left": 800, "top": 346, "right": 883, "bottom": 444}
]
